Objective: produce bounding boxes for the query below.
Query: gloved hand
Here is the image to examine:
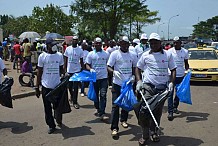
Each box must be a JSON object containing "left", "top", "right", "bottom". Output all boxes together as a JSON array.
[
  {"left": 4, "top": 75, "right": 9, "bottom": 79},
  {"left": 90, "top": 69, "right": 96, "bottom": 73},
  {"left": 187, "top": 68, "right": 192, "bottom": 72},
  {"left": 168, "top": 82, "right": 174, "bottom": 92},
  {"left": 129, "top": 75, "right": 135, "bottom": 83},
  {"left": 113, "top": 70, "right": 122, "bottom": 80},
  {"left": 136, "top": 80, "right": 143, "bottom": 92}
]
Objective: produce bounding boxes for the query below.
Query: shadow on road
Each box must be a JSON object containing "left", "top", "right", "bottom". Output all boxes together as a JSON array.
[
  {"left": 146, "top": 135, "right": 204, "bottom": 146},
  {"left": 118, "top": 123, "right": 141, "bottom": 141},
  {"left": 80, "top": 104, "right": 94, "bottom": 109},
  {"left": 174, "top": 111, "right": 209, "bottom": 123},
  {"left": 56, "top": 124, "right": 95, "bottom": 140},
  {"left": 0, "top": 121, "right": 33, "bottom": 134}
]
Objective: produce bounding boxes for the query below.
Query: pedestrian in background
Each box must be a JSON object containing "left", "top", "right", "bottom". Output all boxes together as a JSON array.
[
  {"left": 64, "top": 36, "right": 84, "bottom": 109},
  {"left": 167, "top": 36, "right": 189, "bottom": 121}
]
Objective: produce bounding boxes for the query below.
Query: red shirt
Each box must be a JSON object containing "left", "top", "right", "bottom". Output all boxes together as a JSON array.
[{"left": 13, "top": 44, "right": 21, "bottom": 55}]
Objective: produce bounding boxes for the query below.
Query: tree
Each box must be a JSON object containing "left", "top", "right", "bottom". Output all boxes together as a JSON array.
[
  {"left": 70, "top": 0, "right": 160, "bottom": 40},
  {"left": 30, "top": 4, "right": 74, "bottom": 36},
  {"left": 193, "top": 16, "right": 218, "bottom": 41}
]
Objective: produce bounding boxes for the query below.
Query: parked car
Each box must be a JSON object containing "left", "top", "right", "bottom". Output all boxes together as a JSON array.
[{"left": 187, "top": 47, "right": 218, "bottom": 81}]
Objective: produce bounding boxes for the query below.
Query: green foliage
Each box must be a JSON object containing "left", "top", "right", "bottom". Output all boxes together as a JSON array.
[
  {"left": 71, "top": 0, "right": 160, "bottom": 40},
  {"left": 193, "top": 16, "right": 218, "bottom": 41}
]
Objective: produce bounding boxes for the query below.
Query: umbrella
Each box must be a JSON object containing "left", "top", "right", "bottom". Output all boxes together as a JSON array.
[
  {"left": 43, "top": 33, "right": 64, "bottom": 40},
  {"left": 19, "top": 31, "right": 41, "bottom": 39}
]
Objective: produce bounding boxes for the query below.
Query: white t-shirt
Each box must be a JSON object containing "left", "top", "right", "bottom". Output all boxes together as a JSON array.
[
  {"left": 86, "top": 50, "right": 109, "bottom": 80},
  {"left": 0, "top": 58, "right": 5, "bottom": 84},
  {"left": 168, "top": 47, "right": 189, "bottom": 77},
  {"left": 107, "top": 50, "right": 138, "bottom": 86},
  {"left": 106, "top": 46, "right": 117, "bottom": 55},
  {"left": 38, "top": 52, "right": 64, "bottom": 89},
  {"left": 64, "top": 46, "right": 83, "bottom": 73},
  {"left": 137, "top": 50, "right": 176, "bottom": 86},
  {"left": 83, "top": 50, "right": 89, "bottom": 63},
  {"left": 135, "top": 43, "right": 150, "bottom": 59}
]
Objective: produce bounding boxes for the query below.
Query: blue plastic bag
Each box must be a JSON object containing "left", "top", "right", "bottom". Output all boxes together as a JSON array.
[
  {"left": 176, "top": 72, "right": 192, "bottom": 105},
  {"left": 114, "top": 80, "right": 138, "bottom": 111},
  {"left": 69, "top": 70, "right": 96, "bottom": 82},
  {"left": 87, "top": 81, "right": 97, "bottom": 102}
]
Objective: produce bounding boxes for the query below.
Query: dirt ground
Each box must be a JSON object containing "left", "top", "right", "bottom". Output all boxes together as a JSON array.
[{"left": 1, "top": 81, "right": 218, "bottom": 146}]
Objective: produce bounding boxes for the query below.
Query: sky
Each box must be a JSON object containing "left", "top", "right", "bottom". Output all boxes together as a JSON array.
[{"left": 0, "top": 0, "right": 218, "bottom": 39}]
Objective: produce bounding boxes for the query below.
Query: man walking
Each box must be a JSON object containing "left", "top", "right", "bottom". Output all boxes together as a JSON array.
[
  {"left": 86, "top": 37, "right": 109, "bottom": 120},
  {"left": 35, "top": 38, "right": 64, "bottom": 134},
  {"left": 135, "top": 33, "right": 176, "bottom": 145},
  {"left": 167, "top": 36, "right": 189, "bottom": 121},
  {"left": 64, "top": 36, "right": 84, "bottom": 109},
  {"left": 107, "top": 36, "right": 138, "bottom": 138}
]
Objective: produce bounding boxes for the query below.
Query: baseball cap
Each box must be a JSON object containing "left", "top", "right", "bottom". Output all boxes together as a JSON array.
[
  {"left": 73, "top": 36, "right": 78, "bottom": 40},
  {"left": 120, "top": 36, "right": 129, "bottom": 42},
  {"left": 148, "top": 33, "right": 161, "bottom": 41},
  {"left": 133, "top": 38, "right": 140, "bottom": 44},
  {"left": 140, "top": 33, "right": 148, "bottom": 40},
  {"left": 95, "top": 37, "right": 102, "bottom": 43},
  {"left": 173, "top": 36, "right": 180, "bottom": 41},
  {"left": 46, "top": 37, "right": 58, "bottom": 45}
]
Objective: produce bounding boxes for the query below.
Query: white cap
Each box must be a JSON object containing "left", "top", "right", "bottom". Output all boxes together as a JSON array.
[
  {"left": 140, "top": 33, "right": 148, "bottom": 40},
  {"left": 73, "top": 36, "right": 78, "bottom": 39},
  {"left": 173, "top": 36, "right": 180, "bottom": 41},
  {"left": 133, "top": 38, "right": 140, "bottom": 44},
  {"left": 95, "top": 37, "right": 102, "bottom": 43},
  {"left": 120, "top": 36, "right": 129, "bottom": 42},
  {"left": 35, "top": 38, "right": 40, "bottom": 41},
  {"left": 148, "top": 33, "right": 161, "bottom": 41}
]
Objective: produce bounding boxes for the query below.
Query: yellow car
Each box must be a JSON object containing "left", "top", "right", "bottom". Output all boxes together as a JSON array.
[{"left": 188, "top": 47, "right": 218, "bottom": 81}]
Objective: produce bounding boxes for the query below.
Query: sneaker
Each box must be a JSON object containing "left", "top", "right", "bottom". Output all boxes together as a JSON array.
[
  {"left": 94, "top": 109, "right": 100, "bottom": 117},
  {"left": 100, "top": 114, "right": 109, "bottom": 121},
  {"left": 73, "top": 103, "right": 80, "bottom": 109},
  {"left": 167, "top": 113, "right": 174, "bottom": 121},
  {"left": 81, "top": 93, "right": 85, "bottom": 97},
  {"left": 111, "top": 129, "right": 118, "bottom": 137},
  {"left": 48, "top": 128, "right": 56, "bottom": 134},
  {"left": 121, "top": 121, "right": 128, "bottom": 128},
  {"left": 173, "top": 108, "right": 179, "bottom": 114}
]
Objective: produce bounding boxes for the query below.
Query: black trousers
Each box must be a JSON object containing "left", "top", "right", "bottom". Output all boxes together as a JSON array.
[
  {"left": 68, "top": 73, "right": 79, "bottom": 104},
  {"left": 42, "top": 86, "right": 62, "bottom": 128}
]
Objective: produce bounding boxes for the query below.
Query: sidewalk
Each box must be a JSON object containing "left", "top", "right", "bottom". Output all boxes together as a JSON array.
[{"left": 3, "top": 60, "right": 35, "bottom": 99}]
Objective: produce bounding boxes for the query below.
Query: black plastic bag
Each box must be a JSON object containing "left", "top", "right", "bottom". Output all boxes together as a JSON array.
[{"left": 0, "top": 77, "right": 14, "bottom": 108}]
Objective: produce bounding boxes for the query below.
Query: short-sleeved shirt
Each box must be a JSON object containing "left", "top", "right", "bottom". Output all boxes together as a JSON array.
[
  {"left": 23, "top": 43, "right": 31, "bottom": 57},
  {"left": 107, "top": 50, "right": 138, "bottom": 86},
  {"left": 0, "top": 58, "right": 5, "bottom": 84},
  {"left": 135, "top": 43, "right": 150, "bottom": 59},
  {"left": 38, "top": 52, "right": 64, "bottom": 89},
  {"left": 86, "top": 50, "right": 109, "bottom": 80},
  {"left": 137, "top": 50, "right": 176, "bottom": 86},
  {"left": 167, "top": 47, "right": 189, "bottom": 77},
  {"left": 83, "top": 50, "right": 89, "bottom": 63},
  {"left": 13, "top": 44, "right": 21, "bottom": 55},
  {"left": 64, "top": 46, "right": 83, "bottom": 73}
]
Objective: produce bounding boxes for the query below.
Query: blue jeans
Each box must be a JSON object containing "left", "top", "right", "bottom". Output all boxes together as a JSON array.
[
  {"left": 168, "top": 76, "right": 184, "bottom": 113},
  {"left": 93, "top": 78, "right": 108, "bottom": 116},
  {"left": 111, "top": 83, "right": 129, "bottom": 131}
]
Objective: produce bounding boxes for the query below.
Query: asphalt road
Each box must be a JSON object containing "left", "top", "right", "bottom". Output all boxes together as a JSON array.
[{"left": 0, "top": 82, "right": 218, "bottom": 146}]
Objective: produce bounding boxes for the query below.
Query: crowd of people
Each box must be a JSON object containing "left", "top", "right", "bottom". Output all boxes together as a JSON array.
[{"left": 0, "top": 32, "right": 189, "bottom": 146}]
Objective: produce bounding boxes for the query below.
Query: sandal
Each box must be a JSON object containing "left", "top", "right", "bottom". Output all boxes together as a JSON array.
[
  {"left": 150, "top": 134, "right": 160, "bottom": 142},
  {"left": 138, "top": 138, "right": 149, "bottom": 146}
]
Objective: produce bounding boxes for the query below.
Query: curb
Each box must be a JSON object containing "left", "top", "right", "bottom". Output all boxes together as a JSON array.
[{"left": 12, "top": 91, "right": 36, "bottom": 99}]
